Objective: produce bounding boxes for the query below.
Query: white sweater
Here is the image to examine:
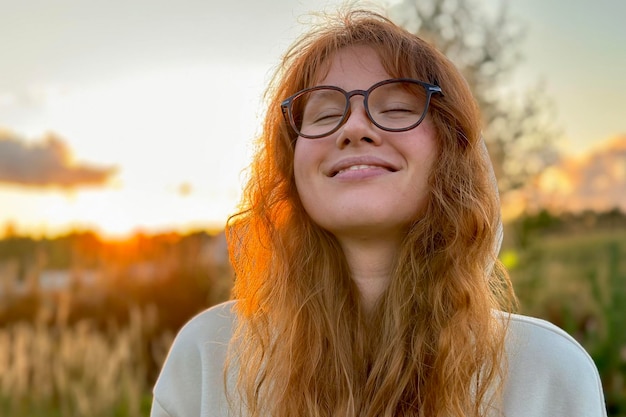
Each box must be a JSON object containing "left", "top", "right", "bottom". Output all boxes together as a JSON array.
[{"left": 151, "top": 301, "right": 607, "bottom": 417}]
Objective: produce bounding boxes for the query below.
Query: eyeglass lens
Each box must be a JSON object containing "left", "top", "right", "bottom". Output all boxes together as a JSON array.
[{"left": 293, "top": 80, "right": 428, "bottom": 138}]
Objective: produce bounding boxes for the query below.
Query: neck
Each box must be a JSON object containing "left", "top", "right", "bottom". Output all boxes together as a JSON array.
[{"left": 338, "top": 235, "right": 400, "bottom": 312}]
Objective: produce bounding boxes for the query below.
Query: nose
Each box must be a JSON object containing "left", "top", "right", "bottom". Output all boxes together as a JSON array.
[{"left": 335, "top": 98, "right": 382, "bottom": 149}]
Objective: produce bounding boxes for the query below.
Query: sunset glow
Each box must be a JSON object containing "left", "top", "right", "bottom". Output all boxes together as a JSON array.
[
  {"left": 0, "top": 67, "right": 265, "bottom": 238},
  {"left": 1, "top": 0, "right": 625, "bottom": 237}
]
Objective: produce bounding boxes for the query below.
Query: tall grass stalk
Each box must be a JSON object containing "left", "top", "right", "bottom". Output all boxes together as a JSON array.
[{"left": 0, "top": 305, "right": 173, "bottom": 417}]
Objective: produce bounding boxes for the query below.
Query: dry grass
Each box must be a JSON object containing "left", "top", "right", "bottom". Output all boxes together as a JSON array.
[
  {"left": 0, "top": 303, "right": 174, "bottom": 417},
  {"left": 0, "top": 231, "right": 233, "bottom": 417}
]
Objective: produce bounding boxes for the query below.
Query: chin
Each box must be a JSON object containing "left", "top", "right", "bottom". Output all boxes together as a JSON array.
[{"left": 315, "top": 214, "right": 414, "bottom": 239}]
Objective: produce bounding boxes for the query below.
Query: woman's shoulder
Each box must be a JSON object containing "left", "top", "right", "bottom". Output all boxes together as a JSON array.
[
  {"left": 505, "top": 313, "right": 598, "bottom": 372},
  {"left": 173, "top": 300, "right": 237, "bottom": 347},
  {"left": 151, "top": 301, "right": 237, "bottom": 417},
  {"left": 499, "top": 312, "right": 607, "bottom": 416}
]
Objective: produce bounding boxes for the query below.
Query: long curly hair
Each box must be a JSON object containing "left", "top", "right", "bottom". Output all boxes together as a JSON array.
[{"left": 225, "top": 9, "right": 517, "bottom": 417}]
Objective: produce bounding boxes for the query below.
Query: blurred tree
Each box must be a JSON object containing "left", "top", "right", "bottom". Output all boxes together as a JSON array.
[{"left": 389, "top": 0, "right": 560, "bottom": 192}]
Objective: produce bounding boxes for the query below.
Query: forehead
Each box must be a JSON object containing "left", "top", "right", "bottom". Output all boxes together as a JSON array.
[{"left": 313, "top": 45, "right": 392, "bottom": 89}]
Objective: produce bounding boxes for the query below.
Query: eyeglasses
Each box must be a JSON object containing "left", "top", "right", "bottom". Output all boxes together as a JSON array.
[{"left": 281, "top": 78, "right": 443, "bottom": 139}]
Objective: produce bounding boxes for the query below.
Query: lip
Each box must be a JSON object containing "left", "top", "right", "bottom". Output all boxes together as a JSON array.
[{"left": 326, "top": 156, "right": 399, "bottom": 177}]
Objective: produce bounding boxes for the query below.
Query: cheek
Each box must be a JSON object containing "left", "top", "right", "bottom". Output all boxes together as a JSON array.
[
  {"left": 293, "top": 139, "right": 330, "bottom": 224},
  {"left": 293, "top": 140, "right": 313, "bottom": 204},
  {"left": 293, "top": 139, "right": 305, "bottom": 184}
]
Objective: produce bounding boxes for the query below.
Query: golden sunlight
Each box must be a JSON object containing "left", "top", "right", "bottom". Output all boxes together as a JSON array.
[
  {"left": 1, "top": 66, "right": 264, "bottom": 237},
  {"left": 537, "top": 166, "right": 575, "bottom": 195}
]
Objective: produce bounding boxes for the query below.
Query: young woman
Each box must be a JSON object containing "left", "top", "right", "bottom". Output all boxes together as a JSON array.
[{"left": 151, "top": 10, "right": 606, "bottom": 417}]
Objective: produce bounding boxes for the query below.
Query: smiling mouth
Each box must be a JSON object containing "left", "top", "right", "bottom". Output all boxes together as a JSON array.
[{"left": 331, "top": 164, "right": 397, "bottom": 177}]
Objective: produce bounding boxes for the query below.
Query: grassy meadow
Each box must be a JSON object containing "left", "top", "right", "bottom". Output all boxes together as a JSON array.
[
  {"left": 0, "top": 211, "right": 624, "bottom": 416},
  {"left": 504, "top": 212, "right": 626, "bottom": 415},
  {"left": 0, "top": 231, "right": 233, "bottom": 417}
]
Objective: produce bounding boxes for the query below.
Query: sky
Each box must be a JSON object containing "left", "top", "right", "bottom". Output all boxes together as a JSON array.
[{"left": 0, "top": 0, "right": 625, "bottom": 238}]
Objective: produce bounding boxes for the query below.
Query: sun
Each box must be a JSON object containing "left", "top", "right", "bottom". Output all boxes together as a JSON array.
[{"left": 1, "top": 65, "right": 263, "bottom": 238}]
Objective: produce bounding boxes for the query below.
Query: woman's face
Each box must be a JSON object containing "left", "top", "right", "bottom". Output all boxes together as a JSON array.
[{"left": 293, "top": 45, "right": 438, "bottom": 242}]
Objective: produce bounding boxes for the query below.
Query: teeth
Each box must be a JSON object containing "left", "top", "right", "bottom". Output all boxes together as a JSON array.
[{"left": 337, "top": 164, "right": 376, "bottom": 174}]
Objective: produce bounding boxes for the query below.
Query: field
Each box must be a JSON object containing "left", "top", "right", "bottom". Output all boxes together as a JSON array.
[
  {"left": 504, "top": 227, "right": 626, "bottom": 415},
  {"left": 0, "top": 231, "right": 233, "bottom": 417},
  {"left": 0, "top": 218, "right": 624, "bottom": 416}
]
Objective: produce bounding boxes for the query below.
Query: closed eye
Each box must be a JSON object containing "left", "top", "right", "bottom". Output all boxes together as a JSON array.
[
  {"left": 311, "top": 112, "right": 344, "bottom": 124},
  {"left": 381, "top": 107, "right": 416, "bottom": 113}
]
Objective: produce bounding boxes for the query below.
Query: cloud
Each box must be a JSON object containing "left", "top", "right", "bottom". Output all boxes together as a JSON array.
[
  {"left": 521, "top": 135, "right": 626, "bottom": 214},
  {"left": 0, "top": 129, "right": 116, "bottom": 189}
]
